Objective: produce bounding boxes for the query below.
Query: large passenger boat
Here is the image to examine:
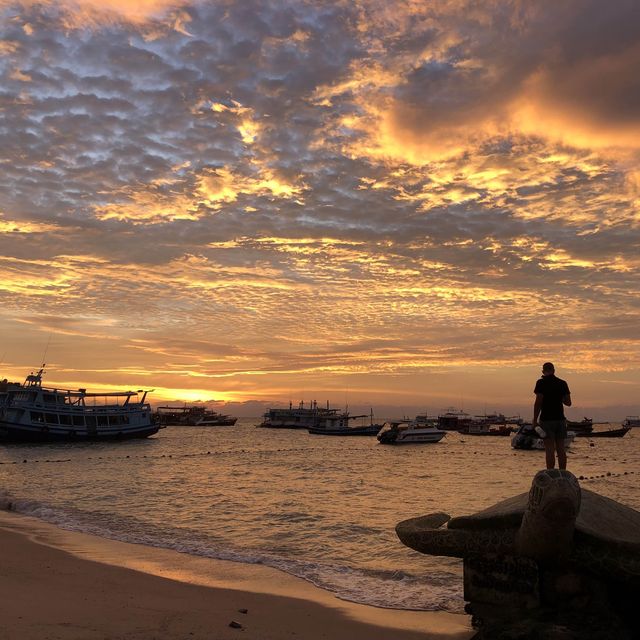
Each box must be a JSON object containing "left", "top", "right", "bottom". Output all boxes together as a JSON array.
[
  {"left": 258, "top": 400, "right": 347, "bottom": 429},
  {"left": 0, "top": 367, "right": 158, "bottom": 442},
  {"left": 308, "top": 410, "right": 383, "bottom": 436}
]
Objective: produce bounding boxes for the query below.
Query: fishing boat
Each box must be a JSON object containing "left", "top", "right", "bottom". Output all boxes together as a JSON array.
[
  {"left": 510, "top": 423, "right": 575, "bottom": 450},
  {"left": 156, "top": 405, "right": 237, "bottom": 426},
  {"left": 377, "top": 419, "right": 446, "bottom": 444},
  {"left": 566, "top": 417, "right": 593, "bottom": 435},
  {"left": 0, "top": 367, "right": 157, "bottom": 443},
  {"left": 258, "top": 400, "right": 347, "bottom": 429},
  {"left": 575, "top": 426, "right": 630, "bottom": 438}
]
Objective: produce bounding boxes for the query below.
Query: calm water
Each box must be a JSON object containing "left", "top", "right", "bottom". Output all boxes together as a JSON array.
[{"left": 1, "top": 421, "right": 638, "bottom": 612}]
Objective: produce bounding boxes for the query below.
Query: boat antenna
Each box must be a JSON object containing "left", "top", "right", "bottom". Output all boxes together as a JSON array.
[{"left": 41, "top": 333, "right": 52, "bottom": 368}]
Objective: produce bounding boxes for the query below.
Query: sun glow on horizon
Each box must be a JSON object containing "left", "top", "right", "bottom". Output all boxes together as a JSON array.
[{"left": 0, "top": 1, "right": 638, "bottom": 414}]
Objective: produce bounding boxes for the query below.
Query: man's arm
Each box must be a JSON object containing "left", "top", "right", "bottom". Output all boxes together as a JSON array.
[
  {"left": 563, "top": 393, "right": 571, "bottom": 406},
  {"left": 533, "top": 393, "right": 543, "bottom": 426}
]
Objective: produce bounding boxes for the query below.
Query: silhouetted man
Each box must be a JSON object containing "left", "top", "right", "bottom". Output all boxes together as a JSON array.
[{"left": 533, "top": 362, "right": 572, "bottom": 470}]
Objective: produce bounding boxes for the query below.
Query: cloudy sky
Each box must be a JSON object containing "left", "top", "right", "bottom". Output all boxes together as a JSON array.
[{"left": 1, "top": 0, "right": 639, "bottom": 417}]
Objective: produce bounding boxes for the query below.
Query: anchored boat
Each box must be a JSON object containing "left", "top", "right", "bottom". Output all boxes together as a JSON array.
[
  {"left": 575, "top": 426, "right": 630, "bottom": 438},
  {"left": 0, "top": 367, "right": 158, "bottom": 443},
  {"left": 156, "top": 405, "right": 237, "bottom": 426},
  {"left": 308, "top": 409, "right": 383, "bottom": 436},
  {"left": 510, "top": 423, "right": 575, "bottom": 450},
  {"left": 258, "top": 400, "right": 348, "bottom": 429},
  {"left": 377, "top": 418, "right": 446, "bottom": 444}
]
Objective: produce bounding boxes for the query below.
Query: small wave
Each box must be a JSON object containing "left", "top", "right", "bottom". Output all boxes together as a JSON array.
[{"left": 0, "top": 490, "right": 464, "bottom": 612}]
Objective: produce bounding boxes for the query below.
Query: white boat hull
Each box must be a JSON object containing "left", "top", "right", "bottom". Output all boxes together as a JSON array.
[
  {"left": 378, "top": 425, "right": 446, "bottom": 445},
  {"left": 511, "top": 432, "right": 575, "bottom": 450}
]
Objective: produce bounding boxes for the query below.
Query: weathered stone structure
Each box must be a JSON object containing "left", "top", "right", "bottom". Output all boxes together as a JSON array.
[{"left": 396, "top": 470, "right": 640, "bottom": 639}]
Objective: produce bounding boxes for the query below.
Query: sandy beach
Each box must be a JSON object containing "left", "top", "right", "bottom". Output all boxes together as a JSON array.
[{"left": 0, "top": 511, "right": 473, "bottom": 640}]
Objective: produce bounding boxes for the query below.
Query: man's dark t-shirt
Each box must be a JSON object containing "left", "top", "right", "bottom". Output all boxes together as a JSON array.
[{"left": 534, "top": 375, "right": 570, "bottom": 420}]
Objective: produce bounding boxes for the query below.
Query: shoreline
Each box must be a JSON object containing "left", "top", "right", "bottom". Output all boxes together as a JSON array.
[{"left": 0, "top": 510, "right": 473, "bottom": 639}]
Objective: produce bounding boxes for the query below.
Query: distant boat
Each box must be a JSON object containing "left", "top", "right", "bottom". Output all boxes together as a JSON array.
[
  {"left": 460, "top": 422, "right": 513, "bottom": 436},
  {"left": 156, "top": 405, "right": 237, "bottom": 426},
  {"left": 566, "top": 417, "right": 593, "bottom": 435},
  {"left": 308, "top": 409, "right": 383, "bottom": 436},
  {"left": 0, "top": 367, "right": 157, "bottom": 442},
  {"left": 622, "top": 416, "right": 640, "bottom": 428},
  {"left": 377, "top": 418, "right": 446, "bottom": 444},
  {"left": 308, "top": 423, "right": 382, "bottom": 436},
  {"left": 437, "top": 408, "right": 473, "bottom": 431},
  {"left": 576, "top": 426, "right": 630, "bottom": 438},
  {"left": 510, "top": 423, "right": 575, "bottom": 450},
  {"left": 258, "top": 400, "right": 347, "bottom": 429}
]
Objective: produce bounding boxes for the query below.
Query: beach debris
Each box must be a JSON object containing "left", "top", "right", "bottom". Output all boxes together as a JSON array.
[
  {"left": 238, "top": 608, "right": 248, "bottom": 614},
  {"left": 228, "top": 620, "right": 243, "bottom": 629}
]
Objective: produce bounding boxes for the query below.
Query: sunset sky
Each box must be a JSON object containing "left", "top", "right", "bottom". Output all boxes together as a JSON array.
[{"left": 1, "top": 0, "right": 639, "bottom": 418}]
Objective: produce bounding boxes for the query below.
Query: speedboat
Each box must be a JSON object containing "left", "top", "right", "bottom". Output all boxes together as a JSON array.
[
  {"left": 377, "top": 419, "right": 446, "bottom": 444},
  {"left": 510, "top": 423, "right": 575, "bottom": 450}
]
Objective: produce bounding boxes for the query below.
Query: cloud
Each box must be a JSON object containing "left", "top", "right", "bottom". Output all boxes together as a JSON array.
[
  {"left": 1, "top": 0, "right": 193, "bottom": 27},
  {"left": 336, "top": 0, "right": 640, "bottom": 163},
  {"left": 0, "top": 0, "right": 638, "bottom": 410}
]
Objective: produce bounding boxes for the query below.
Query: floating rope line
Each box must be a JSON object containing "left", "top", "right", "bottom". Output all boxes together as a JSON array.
[
  {"left": 0, "top": 445, "right": 371, "bottom": 466},
  {"left": 578, "top": 470, "right": 636, "bottom": 482}
]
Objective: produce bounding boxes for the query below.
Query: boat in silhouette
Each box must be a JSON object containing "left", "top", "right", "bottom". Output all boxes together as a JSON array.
[
  {"left": 575, "top": 426, "right": 630, "bottom": 438},
  {"left": 156, "top": 405, "right": 237, "bottom": 426},
  {"left": 0, "top": 367, "right": 157, "bottom": 442},
  {"left": 258, "top": 400, "right": 347, "bottom": 429},
  {"left": 308, "top": 409, "right": 383, "bottom": 436}
]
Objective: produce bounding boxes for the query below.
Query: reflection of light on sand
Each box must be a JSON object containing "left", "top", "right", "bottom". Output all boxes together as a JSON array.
[{"left": 0, "top": 511, "right": 471, "bottom": 635}]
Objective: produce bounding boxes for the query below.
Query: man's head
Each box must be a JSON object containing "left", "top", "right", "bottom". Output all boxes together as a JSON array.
[{"left": 542, "top": 362, "right": 555, "bottom": 375}]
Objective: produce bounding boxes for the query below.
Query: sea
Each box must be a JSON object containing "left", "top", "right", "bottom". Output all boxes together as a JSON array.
[{"left": 1, "top": 420, "right": 638, "bottom": 613}]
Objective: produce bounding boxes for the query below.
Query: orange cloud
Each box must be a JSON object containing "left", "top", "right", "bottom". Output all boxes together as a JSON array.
[{"left": 1, "top": 0, "right": 191, "bottom": 25}]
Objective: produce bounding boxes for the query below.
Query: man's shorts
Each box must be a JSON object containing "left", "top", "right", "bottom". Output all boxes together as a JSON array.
[{"left": 540, "top": 419, "right": 567, "bottom": 439}]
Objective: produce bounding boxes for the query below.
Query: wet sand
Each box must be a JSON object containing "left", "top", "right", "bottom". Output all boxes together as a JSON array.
[{"left": 0, "top": 511, "right": 473, "bottom": 639}]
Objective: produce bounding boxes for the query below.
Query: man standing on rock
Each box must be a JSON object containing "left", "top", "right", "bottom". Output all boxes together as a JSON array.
[{"left": 533, "top": 362, "right": 572, "bottom": 470}]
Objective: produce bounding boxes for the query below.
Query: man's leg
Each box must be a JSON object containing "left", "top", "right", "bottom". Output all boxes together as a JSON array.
[
  {"left": 556, "top": 437, "right": 567, "bottom": 470},
  {"left": 543, "top": 437, "right": 556, "bottom": 469}
]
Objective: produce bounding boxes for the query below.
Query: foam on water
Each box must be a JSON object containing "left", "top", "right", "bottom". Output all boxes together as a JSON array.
[
  {"left": 0, "top": 490, "right": 464, "bottom": 611},
  {"left": 1, "top": 422, "right": 637, "bottom": 612}
]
